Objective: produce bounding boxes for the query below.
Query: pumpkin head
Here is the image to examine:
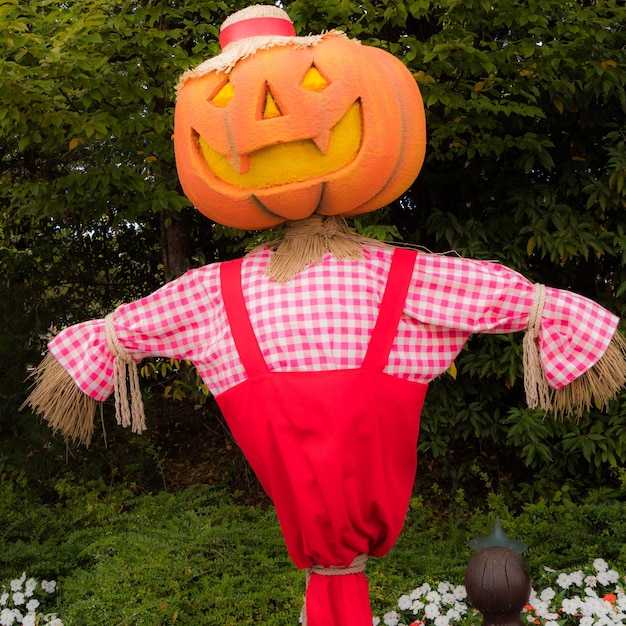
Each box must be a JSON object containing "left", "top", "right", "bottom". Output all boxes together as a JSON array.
[{"left": 174, "top": 6, "right": 426, "bottom": 230}]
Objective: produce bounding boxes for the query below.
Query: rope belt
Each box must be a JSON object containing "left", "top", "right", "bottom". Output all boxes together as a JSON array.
[
  {"left": 104, "top": 312, "right": 147, "bottom": 434},
  {"left": 301, "top": 554, "right": 368, "bottom": 625}
]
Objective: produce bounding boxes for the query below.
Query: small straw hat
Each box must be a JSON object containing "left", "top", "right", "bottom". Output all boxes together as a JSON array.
[{"left": 177, "top": 4, "right": 348, "bottom": 89}]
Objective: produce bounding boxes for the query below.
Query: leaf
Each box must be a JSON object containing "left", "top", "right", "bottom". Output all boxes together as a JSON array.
[
  {"left": 526, "top": 236, "right": 537, "bottom": 257},
  {"left": 448, "top": 362, "right": 457, "bottom": 380},
  {"left": 68, "top": 137, "right": 82, "bottom": 151},
  {"left": 553, "top": 98, "right": 564, "bottom": 114}
]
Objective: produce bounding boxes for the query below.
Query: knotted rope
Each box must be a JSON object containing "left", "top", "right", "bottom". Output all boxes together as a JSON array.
[
  {"left": 104, "top": 312, "right": 147, "bottom": 435},
  {"left": 301, "top": 554, "right": 368, "bottom": 626},
  {"left": 523, "top": 283, "right": 550, "bottom": 411}
]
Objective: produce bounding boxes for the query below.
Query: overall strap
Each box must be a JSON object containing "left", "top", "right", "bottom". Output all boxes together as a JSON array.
[
  {"left": 221, "top": 249, "right": 417, "bottom": 377},
  {"left": 362, "top": 248, "right": 417, "bottom": 372},
  {"left": 220, "top": 257, "right": 269, "bottom": 377}
]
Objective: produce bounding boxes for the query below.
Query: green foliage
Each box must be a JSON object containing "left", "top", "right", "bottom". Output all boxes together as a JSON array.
[
  {"left": 2, "top": 0, "right": 626, "bottom": 504},
  {"left": 140, "top": 358, "right": 210, "bottom": 404},
  {"left": 5, "top": 476, "right": 626, "bottom": 624}
]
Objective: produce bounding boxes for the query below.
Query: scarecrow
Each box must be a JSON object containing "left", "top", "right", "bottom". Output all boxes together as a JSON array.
[{"left": 24, "top": 6, "right": 626, "bottom": 626}]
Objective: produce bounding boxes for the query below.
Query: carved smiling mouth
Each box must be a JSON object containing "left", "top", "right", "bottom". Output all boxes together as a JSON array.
[{"left": 194, "top": 100, "right": 362, "bottom": 189}]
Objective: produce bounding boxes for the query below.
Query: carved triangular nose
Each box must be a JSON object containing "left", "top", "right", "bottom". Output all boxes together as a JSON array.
[{"left": 263, "top": 87, "right": 282, "bottom": 119}]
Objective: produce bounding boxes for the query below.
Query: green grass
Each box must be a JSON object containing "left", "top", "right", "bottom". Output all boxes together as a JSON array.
[{"left": 3, "top": 476, "right": 626, "bottom": 625}]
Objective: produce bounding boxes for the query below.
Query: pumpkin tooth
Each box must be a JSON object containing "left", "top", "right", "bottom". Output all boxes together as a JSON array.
[
  {"left": 312, "top": 130, "right": 332, "bottom": 155},
  {"left": 227, "top": 152, "right": 251, "bottom": 174}
]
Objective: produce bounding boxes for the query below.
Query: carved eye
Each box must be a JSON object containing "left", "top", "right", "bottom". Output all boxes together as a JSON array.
[
  {"left": 210, "top": 81, "right": 234, "bottom": 107},
  {"left": 262, "top": 84, "right": 282, "bottom": 119},
  {"left": 300, "top": 65, "right": 329, "bottom": 92}
]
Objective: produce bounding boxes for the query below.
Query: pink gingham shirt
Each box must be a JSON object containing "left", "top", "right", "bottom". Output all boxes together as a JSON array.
[{"left": 49, "top": 245, "right": 619, "bottom": 402}]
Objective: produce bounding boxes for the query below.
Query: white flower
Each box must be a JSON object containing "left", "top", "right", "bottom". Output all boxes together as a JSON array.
[
  {"left": 0, "top": 595, "right": 6, "bottom": 608},
  {"left": 383, "top": 611, "right": 399, "bottom": 626},
  {"left": 544, "top": 622, "right": 559, "bottom": 626},
  {"left": 414, "top": 583, "right": 431, "bottom": 598},
  {"left": 585, "top": 576, "right": 598, "bottom": 588},
  {"left": 570, "top": 570, "right": 585, "bottom": 586},
  {"left": 437, "top": 582, "right": 452, "bottom": 594},
  {"left": 398, "top": 595, "right": 412, "bottom": 611},
  {"left": 11, "top": 593, "right": 24, "bottom": 607},
  {"left": 22, "top": 616, "right": 36, "bottom": 626},
  {"left": 25, "top": 598, "right": 39, "bottom": 612},
  {"left": 425, "top": 603, "right": 440, "bottom": 619},
  {"left": 434, "top": 615, "right": 450, "bottom": 626},
  {"left": 533, "top": 600, "right": 557, "bottom": 621},
  {"left": 596, "top": 569, "right": 620, "bottom": 586},
  {"left": 9, "top": 575, "right": 24, "bottom": 594},
  {"left": 580, "top": 616, "right": 594, "bottom": 626},
  {"left": 540, "top": 587, "right": 556, "bottom": 602},
  {"left": 47, "top": 619, "right": 64, "bottom": 626},
  {"left": 594, "top": 558, "right": 609, "bottom": 573},
  {"left": 0, "top": 608, "right": 15, "bottom": 626},
  {"left": 24, "top": 579, "right": 37, "bottom": 598},
  {"left": 582, "top": 596, "right": 610, "bottom": 617},
  {"left": 41, "top": 580, "right": 56, "bottom": 594},
  {"left": 453, "top": 601, "right": 468, "bottom": 615},
  {"left": 426, "top": 590, "right": 441, "bottom": 604},
  {"left": 412, "top": 600, "right": 424, "bottom": 613},
  {"left": 561, "top": 597, "right": 581, "bottom": 615},
  {"left": 452, "top": 585, "right": 466, "bottom": 601},
  {"left": 446, "top": 608, "right": 461, "bottom": 621},
  {"left": 411, "top": 600, "right": 424, "bottom": 615},
  {"left": 439, "top": 592, "right": 453, "bottom": 605},
  {"left": 556, "top": 573, "right": 572, "bottom": 588},
  {"left": 373, "top": 618, "right": 381, "bottom": 626}
]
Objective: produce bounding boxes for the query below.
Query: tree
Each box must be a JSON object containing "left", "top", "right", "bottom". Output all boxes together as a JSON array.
[{"left": 2, "top": 0, "right": 626, "bottom": 500}]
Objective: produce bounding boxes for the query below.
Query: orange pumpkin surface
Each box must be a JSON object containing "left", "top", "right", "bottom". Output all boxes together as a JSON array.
[{"left": 174, "top": 36, "right": 426, "bottom": 230}]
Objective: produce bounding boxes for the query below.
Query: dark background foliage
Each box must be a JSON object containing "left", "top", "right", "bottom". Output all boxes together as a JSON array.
[{"left": 1, "top": 0, "right": 625, "bottom": 505}]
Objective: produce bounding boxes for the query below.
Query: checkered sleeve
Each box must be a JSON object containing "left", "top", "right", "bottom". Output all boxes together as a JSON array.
[
  {"left": 47, "top": 265, "right": 221, "bottom": 401},
  {"left": 409, "top": 253, "right": 620, "bottom": 389}
]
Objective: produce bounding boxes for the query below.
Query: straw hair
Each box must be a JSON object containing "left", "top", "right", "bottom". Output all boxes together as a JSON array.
[
  {"left": 262, "top": 215, "right": 390, "bottom": 282},
  {"left": 524, "top": 284, "right": 626, "bottom": 419},
  {"left": 550, "top": 330, "right": 626, "bottom": 418},
  {"left": 21, "top": 352, "right": 97, "bottom": 446},
  {"left": 22, "top": 313, "right": 149, "bottom": 447}
]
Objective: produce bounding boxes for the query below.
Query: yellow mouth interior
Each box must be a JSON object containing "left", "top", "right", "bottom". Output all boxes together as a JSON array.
[{"left": 196, "top": 101, "right": 362, "bottom": 189}]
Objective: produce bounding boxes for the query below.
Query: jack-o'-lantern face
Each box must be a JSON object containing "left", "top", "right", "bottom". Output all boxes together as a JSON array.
[{"left": 174, "top": 36, "right": 426, "bottom": 230}]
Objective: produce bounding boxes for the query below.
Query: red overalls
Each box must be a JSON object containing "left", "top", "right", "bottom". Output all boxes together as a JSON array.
[{"left": 216, "top": 248, "right": 428, "bottom": 626}]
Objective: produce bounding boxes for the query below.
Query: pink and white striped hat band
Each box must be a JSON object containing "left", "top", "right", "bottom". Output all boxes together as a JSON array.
[
  {"left": 219, "top": 5, "right": 297, "bottom": 48},
  {"left": 177, "top": 4, "right": 350, "bottom": 89}
]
